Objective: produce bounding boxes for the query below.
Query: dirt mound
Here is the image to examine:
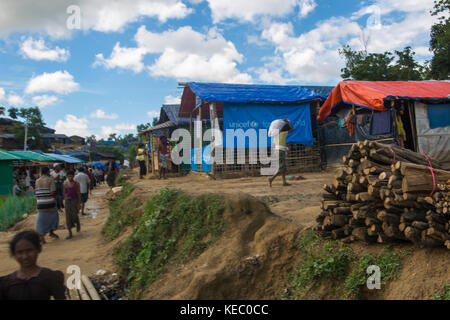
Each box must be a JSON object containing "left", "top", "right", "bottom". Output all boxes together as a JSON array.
[{"left": 143, "top": 194, "right": 301, "bottom": 300}]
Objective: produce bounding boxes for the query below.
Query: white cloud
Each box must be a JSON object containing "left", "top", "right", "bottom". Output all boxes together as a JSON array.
[
  {"left": 20, "top": 37, "right": 70, "bottom": 62},
  {"left": 0, "top": 88, "right": 25, "bottom": 106},
  {"left": 138, "top": 26, "right": 252, "bottom": 83},
  {"left": 94, "top": 43, "right": 147, "bottom": 73},
  {"left": 101, "top": 123, "right": 136, "bottom": 137},
  {"left": 203, "top": 0, "right": 317, "bottom": 23},
  {"left": 25, "top": 70, "right": 79, "bottom": 95},
  {"left": 90, "top": 109, "right": 119, "bottom": 120},
  {"left": 257, "top": 3, "right": 438, "bottom": 84},
  {"left": 260, "top": 18, "right": 361, "bottom": 83},
  {"left": 147, "top": 111, "right": 160, "bottom": 118},
  {"left": 96, "top": 26, "right": 252, "bottom": 83},
  {"left": 164, "top": 95, "right": 181, "bottom": 104},
  {"left": 55, "top": 114, "right": 91, "bottom": 137},
  {"left": 0, "top": 0, "right": 193, "bottom": 38},
  {"left": 299, "top": 0, "right": 317, "bottom": 18},
  {"left": 32, "top": 95, "right": 59, "bottom": 107},
  {"left": 7, "top": 94, "right": 25, "bottom": 107},
  {"left": 352, "top": 0, "right": 435, "bottom": 18}
]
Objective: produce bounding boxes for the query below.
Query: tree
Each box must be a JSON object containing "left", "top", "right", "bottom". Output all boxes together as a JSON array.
[
  {"left": 152, "top": 117, "right": 159, "bottom": 126},
  {"left": 137, "top": 122, "right": 151, "bottom": 133},
  {"left": 390, "top": 47, "right": 428, "bottom": 81},
  {"left": 108, "top": 133, "right": 117, "bottom": 141},
  {"left": 86, "top": 135, "right": 97, "bottom": 145},
  {"left": 339, "top": 45, "right": 429, "bottom": 81},
  {"left": 0, "top": 106, "right": 5, "bottom": 116},
  {"left": 430, "top": 0, "right": 450, "bottom": 79},
  {"left": 8, "top": 107, "right": 46, "bottom": 150}
]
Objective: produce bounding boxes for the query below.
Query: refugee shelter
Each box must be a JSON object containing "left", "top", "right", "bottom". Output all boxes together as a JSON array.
[
  {"left": 139, "top": 104, "right": 190, "bottom": 175},
  {"left": 317, "top": 81, "right": 450, "bottom": 167},
  {"left": 179, "top": 82, "right": 334, "bottom": 177}
]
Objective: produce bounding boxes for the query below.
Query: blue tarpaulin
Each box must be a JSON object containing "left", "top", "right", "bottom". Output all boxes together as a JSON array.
[
  {"left": 191, "top": 149, "right": 198, "bottom": 171},
  {"left": 202, "top": 145, "right": 212, "bottom": 173},
  {"left": 44, "top": 153, "right": 84, "bottom": 163},
  {"left": 223, "top": 102, "right": 314, "bottom": 148},
  {"left": 188, "top": 82, "right": 327, "bottom": 103},
  {"left": 93, "top": 162, "right": 107, "bottom": 168},
  {"left": 190, "top": 147, "right": 212, "bottom": 172},
  {"left": 427, "top": 104, "right": 450, "bottom": 129}
]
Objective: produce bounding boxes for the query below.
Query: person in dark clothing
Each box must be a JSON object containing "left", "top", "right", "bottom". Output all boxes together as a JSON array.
[
  {"left": 0, "top": 230, "right": 66, "bottom": 300},
  {"left": 106, "top": 161, "right": 117, "bottom": 188}
]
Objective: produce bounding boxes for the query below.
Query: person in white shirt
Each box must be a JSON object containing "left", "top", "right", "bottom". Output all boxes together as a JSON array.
[
  {"left": 74, "top": 167, "right": 90, "bottom": 216},
  {"left": 268, "top": 119, "right": 294, "bottom": 188}
]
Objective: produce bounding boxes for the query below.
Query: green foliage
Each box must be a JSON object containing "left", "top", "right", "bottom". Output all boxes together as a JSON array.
[
  {"left": 430, "top": 0, "right": 450, "bottom": 79},
  {"left": 7, "top": 107, "right": 46, "bottom": 150},
  {"left": 113, "top": 188, "right": 226, "bottom": 296},
  {"left": 0, "top": 194, "right": 36, "bottom": 231},
  {"left": 339, "top": 45, "right": 430, "bottom": 81},
  {"left": 343, "top": 247, "right": 409, "bottom": 300},
  {"left": 137, "top": 123, "right": 151, "bottom": 133},
  {"left": 285, "top": 231, "right": 409, "bottom": 300},
  {"left": 286, "top": 234, "right": 355, "bottom": 299},
  {"left": 102, "top": 182, "right": 137, "bottom": 241},
  {"left": 127, "top": 143, "right": 138, "bottom": 163},
  {"left": 115, "top": 169, "right": 132, "bottom": 186},
  {"left": 433, "top": 283, "right": 450, "bottom": 300}
]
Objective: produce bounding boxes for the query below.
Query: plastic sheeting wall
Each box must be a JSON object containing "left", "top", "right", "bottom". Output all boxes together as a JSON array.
[
  {"left": 0, "top": 161, "right": 13, "bottom": 196},
  {"left": 318, "top": 119, "right": 357, "bottom": 167},
  {"left": 415, "top": 102, "right": 450, "bottom": 168}
]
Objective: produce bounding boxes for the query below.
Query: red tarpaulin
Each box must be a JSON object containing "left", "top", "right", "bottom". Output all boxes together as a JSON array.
[{"left": 317, "top": 81, "right": 450, "bottom": 122}]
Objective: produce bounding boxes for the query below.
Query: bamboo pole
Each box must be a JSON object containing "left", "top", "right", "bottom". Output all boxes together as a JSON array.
[{"left": 81, "top": 275, "right": 101, "bottom": 300}]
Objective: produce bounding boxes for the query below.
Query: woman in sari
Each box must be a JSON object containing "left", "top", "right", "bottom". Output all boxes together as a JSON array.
[{"left": 63, "top": 170, "right": 81, "bottom": 239}]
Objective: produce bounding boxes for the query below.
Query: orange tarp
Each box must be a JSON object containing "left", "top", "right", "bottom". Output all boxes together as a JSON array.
[{"left": 317, "top": 81, "right": 450, "bottom": 122}]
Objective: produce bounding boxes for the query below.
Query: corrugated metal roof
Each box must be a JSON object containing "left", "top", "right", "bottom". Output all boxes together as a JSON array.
[
  {"left": 141, "top": 121, "right": 176, "bottom": 134},
  {"left": 41, "top": 133, "right": 69, "bottom": 139},
  {"left": 160, "top": 104, "right": 190, "bottom": 125}
]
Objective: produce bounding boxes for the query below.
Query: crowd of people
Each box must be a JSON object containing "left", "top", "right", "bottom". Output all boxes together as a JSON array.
[
  {"left": 0, "top": 160, "right": 121, "bottom": 300},
  {"left": 12, "top": 162, "right": 120, "bottom": 242}
]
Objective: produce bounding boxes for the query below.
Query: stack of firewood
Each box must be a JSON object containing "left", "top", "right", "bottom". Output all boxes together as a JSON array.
[{"left": 316, "top": 140, "right": 450, "bottom": 249}]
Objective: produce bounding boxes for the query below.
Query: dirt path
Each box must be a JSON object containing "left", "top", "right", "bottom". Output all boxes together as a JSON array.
[
  {"left": 0, "top": 170, "right": 333, "bottom": 279},
  {"left": 0, "top": 184, "right": 116, "bottom": 279},
  {"left": 130, "top": 170, "right": 336, "bottom": 230}
]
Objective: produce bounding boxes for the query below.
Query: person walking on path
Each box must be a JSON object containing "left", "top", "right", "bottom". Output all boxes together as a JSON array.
[
  {"left": 74, "top": 167, "right": 90, "bottom": 216},
  {"left": 0, "top": 230, "right": 66, "bottom": 300},
  {"left": 63, "top": 170, "right": 81, "bottom": 240},
  {"left": 268, "top": 119, "right": 294, "bottom": 188},
  {"left": 136, "top": 143, "right": 147, "bottom": 179},
  {"left": 159, "top": 135, "right": 169, "bottom": 180},
  {"left": 51, "top": 163, "right": 65, "bottom": 213},
  {"left": 106, "top": 161, "right": 117, "bottom": 188},
  {"left": 35, "top": 167, "right": 60, "bottom": 244}
]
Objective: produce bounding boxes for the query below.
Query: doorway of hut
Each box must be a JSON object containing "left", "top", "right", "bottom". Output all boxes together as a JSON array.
[{"left": 396, "top": 102, "right": 417, "bottom": 153}]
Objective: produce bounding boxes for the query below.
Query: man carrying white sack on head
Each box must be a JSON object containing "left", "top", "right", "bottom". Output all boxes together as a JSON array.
[{"left": 268, "top": 118, "right": 294, "bottom": 188}]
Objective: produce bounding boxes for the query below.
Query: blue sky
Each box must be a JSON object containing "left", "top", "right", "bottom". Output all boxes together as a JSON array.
[{"left": 0, "top": 0, "right": 437, "bottom": 139}]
